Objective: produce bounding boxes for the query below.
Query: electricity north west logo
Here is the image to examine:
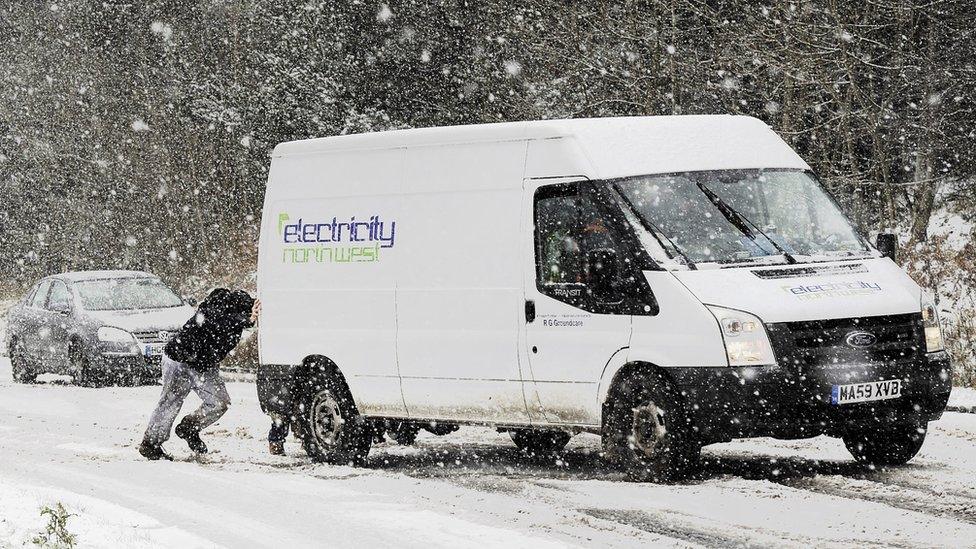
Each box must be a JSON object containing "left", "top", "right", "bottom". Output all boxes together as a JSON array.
[{"left": 278, "top": 213, "right": 396, "bottom": 264}]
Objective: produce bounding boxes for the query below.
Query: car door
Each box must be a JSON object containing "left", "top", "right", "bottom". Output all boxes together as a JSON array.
[
  {"left": 21, "top": 279, "right": 54, "bottom": 363},
  {"left": 42, "top": 280, "right": 74, "bottom": 373},
  {"left": 521, "top": 179, "right": 653, "bottom": 425}
]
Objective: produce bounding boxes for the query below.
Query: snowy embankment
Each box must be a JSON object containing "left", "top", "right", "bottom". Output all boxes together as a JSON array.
[{"left": 3, "top": 358, "right": 976, "bottom": 548}]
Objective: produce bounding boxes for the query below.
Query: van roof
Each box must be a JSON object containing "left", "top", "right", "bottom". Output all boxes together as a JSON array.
[{"left": 272, "top": 115, "right": 810, "bottom": 179}]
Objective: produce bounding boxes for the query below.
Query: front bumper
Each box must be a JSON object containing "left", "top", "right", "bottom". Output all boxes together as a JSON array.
[{"left": 668, "top": 352, "right": 952, "bottom": 444}]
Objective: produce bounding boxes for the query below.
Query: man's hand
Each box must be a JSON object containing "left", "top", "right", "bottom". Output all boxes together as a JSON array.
[{"left": 250, "top": 299, "right": 262, "bottom": 323}]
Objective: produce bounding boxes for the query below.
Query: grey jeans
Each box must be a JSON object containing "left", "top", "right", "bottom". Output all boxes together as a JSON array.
[{"left": 144, "top": 355, "right": 231, "bottom": 445}]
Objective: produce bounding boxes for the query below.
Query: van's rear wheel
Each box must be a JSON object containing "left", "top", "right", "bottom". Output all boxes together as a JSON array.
[
  {"left": 294, "top": 373, "right": 371, "bottom": 465},
  {"left": 510, "top": 429, "right": 572, "bottom": 455},
  {"left": 9, "top": 339, "right": 37, "bottom": 384},
  {"left": 605, "top": 371, "right": 700, "bottom": 483},
  {"left": 844, "top": 422, "right": 927, "bottom": 466}
]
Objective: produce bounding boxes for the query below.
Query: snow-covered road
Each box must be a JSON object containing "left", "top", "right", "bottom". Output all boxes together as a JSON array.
[{"left": 2, "top": 357, "right": 976, "bottom": 548}]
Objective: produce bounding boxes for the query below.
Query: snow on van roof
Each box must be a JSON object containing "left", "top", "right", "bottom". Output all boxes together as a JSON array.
[{"left": 273, "top": 115, "right": 810, "bottom": 179}]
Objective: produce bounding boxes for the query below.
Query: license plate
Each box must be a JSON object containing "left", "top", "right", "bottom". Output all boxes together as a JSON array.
[
  {"left": 143, "top": 343, "right": 165, "bottom": 357},
  {"left": 831, "top": 379, "right": 902, "bottom": 405}
]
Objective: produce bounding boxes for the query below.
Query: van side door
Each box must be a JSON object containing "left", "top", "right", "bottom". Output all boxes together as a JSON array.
[{"left": 521, "top": 179, "right": 651, "bottom": 426}]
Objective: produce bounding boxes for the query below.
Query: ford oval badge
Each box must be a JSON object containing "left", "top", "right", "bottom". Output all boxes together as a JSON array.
[{"left": 845, "top": 331, "right": 878, "bottom": 348}]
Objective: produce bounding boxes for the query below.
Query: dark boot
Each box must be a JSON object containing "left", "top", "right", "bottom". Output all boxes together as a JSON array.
[
  {"left": 269, "top": 441, "right": 285, "bottom": 456},
  {"left": 138, "top": 439, "right": 174, "bottom": 461},
  {"left": 175, "top": 417, "right": 208, "bottom": 454}
]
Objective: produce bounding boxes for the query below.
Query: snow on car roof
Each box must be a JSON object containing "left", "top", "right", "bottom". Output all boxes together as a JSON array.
[
  {"left": 52, "top": 270, "right": 156, "bottom": 282},
  {"left": 272, "top": 115, "right": 810, "bottom": 180}
]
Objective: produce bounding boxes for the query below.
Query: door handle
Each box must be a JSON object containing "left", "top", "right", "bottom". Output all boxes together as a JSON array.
[{"left": 524, "top": 300, "right": 536, "bottom": 323}]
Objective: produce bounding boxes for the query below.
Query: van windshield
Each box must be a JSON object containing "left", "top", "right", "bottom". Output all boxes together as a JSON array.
[{"left": 613, "top": 169, "right": 870, "bottom": 267}]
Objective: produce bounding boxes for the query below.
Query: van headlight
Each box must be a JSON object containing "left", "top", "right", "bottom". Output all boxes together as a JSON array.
[
  {"left": 97, "top": 326, "right": 135, "bottom": 344},
  {"left": 922, "top": 297, "right": 945, "bottom": 353},
  {"left": 707, "top": 305, "right": 776, "bottom": 367}
]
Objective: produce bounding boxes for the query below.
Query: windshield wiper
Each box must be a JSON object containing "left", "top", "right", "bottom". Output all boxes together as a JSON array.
[
  {"left": 695, "top": 181, "right": 798, "bottom": 265},
  {"left": 612, "top": 185, "right": 698, "bottom": 270}
]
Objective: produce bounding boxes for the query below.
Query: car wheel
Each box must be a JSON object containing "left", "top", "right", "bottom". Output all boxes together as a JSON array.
[
  {"left": 844, "top": 422, "right": 927, "bottom": 466},
  {"left": 293, "top": 372, "right": 371, "bottom": 465},
  {"left": 604, "top": 370, "right": 701, "bottom": 483},
  {"left": 70, "top": 344, "right": 102, "bottom": 388},
  {"left": 9, "top": 339, "right": 37, "bottom": 384},
  {"left": 509, "top": 429, "right": 572, "bottom": 456}
]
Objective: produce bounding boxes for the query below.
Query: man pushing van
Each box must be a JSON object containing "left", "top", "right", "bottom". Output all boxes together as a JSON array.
[{"left": 139, "top": 288, "right": 260, "bottom": 461}]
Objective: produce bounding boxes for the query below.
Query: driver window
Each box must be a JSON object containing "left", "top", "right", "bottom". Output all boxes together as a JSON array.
[
  {"left": 534, "top": 185, "right": 626, "bottom": 308},
  {"left": 536, "top": 191, "right": 583, "bottom": 285},
  {"left": 46, "top": 281, "right": 72, "bottom": 312}
]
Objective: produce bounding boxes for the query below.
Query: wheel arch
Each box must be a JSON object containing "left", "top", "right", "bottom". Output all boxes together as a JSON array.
[
  {"left": 600, "top": 360, "right": 680, "bottom": 415},
  {"left": 292, "top": 354, "right": 361, "bottom": 415}
]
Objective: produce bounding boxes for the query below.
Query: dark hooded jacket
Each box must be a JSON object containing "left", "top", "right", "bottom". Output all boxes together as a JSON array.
[{"left": 164, "top": 288, "right": 255, "bottom": 370}]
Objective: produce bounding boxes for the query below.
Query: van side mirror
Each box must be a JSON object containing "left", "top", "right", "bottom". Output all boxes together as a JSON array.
[
  {"left": 585, "top": 248, "right": 620, "bottom": 301},
  {"left": 876, "top": 233, "right": 898, "bottom": 262}
]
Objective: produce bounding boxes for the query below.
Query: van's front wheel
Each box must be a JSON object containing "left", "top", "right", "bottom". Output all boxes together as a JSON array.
[
  {"left": 843, "top": 422, "right": 927, "bottom": 466},
  {"left": 605, "top": 371, "right": 700, "bottom": 483},
  {"left": 294, "top": 374, "right": 371, "bottom": 465}
]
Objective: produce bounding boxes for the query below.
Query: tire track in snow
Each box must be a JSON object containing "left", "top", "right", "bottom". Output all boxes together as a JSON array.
[
  {"left": 580, "top": 507, "right": 901, "bottom": 549},
  {"left": 776, "top": 475, "right": 976, "bottom": 526}
]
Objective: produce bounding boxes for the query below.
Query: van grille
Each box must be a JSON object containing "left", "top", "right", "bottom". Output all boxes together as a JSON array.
[
  {"left": 766, "top": 313, "right": 924, "bottom": 369},
  {"left": 132, "top": 330, "right": 175, "bottom": 345}
]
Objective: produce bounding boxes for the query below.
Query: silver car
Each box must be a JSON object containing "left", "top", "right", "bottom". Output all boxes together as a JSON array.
[{"left": 5, "top": 271, "right": 194, "bottom": 386}]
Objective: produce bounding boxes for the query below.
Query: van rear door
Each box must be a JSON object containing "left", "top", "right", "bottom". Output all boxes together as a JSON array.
[{"left": 521, "top": 179, "right": 633, "bottom": 426}]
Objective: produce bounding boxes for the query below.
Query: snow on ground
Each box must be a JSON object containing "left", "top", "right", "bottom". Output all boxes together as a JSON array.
[{"left": 2, "top": 358, "right": 976, "bottom": 548}]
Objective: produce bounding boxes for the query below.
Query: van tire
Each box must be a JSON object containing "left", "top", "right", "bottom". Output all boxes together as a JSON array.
[
  {"left": 9, "top": 339, "right": 37, "bottom": 384},
  {"left": 605, "top": 370, "right": 700, "bottom": 483},
  {"left": 293, "top": 372, "right": 371, "bottom": 466},
  {"left": 843, "top": 422, "right": 927, "bottom": 466},
  {"left": 509, "top": 429, "right": 572, "bottom": 455}
]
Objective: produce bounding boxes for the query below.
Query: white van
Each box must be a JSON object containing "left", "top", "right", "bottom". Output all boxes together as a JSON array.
[{"left": 256, "top": 116, "right": 951, "bottom": 481}]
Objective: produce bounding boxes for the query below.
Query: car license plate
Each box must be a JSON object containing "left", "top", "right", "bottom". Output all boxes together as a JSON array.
[
  {"left": 143, "top": 343, "right": 165, "bottom": 357},
  {"left": 831, "top": 379, "right": 902, "bottom": 405}
]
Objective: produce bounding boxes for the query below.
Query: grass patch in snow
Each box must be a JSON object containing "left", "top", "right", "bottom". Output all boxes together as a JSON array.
[{"left": 31, "top": 502, "right": 78, "bottom": 548}]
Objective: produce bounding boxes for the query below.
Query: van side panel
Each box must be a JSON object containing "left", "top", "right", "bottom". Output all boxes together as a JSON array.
[
  {"left": 396, "top": 142, "right": 531, "bottom": 423},
  {"left": 258, "top": 148, "right": 406, "bottom": 416}
]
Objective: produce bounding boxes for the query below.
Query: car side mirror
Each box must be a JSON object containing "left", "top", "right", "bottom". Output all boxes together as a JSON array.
[
  {"left": 876, "top": 233, "right": 898, "bottom": 262},
  {"left": 185, "top": 296, "right": 198, "bottom": 307},
  {"left": 50, "top": 301, "right": 71, "bottom": 315},
  {"left": 585, "top": 248, "right": 620, "bottom": 301}
]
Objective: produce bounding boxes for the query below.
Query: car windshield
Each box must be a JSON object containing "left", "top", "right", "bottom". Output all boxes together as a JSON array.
[
  {"left": 613, "top": 169, "right": 870, "bottom": 267},
  {"left": 75, "top": 278, "right": 183, "bottom": 311}
]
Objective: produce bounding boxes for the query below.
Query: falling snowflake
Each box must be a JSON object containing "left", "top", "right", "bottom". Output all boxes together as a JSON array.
[
  {"left": 376, "top": 4, "right": 393, "bottom": 22},
  {"left": 503, "top": 60, "right": 522, "bottom": 77}
]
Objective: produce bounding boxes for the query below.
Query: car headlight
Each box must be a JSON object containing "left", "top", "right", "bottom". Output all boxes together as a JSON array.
[
  {"left": 922, "top": 297, "right": 945, "bottom": 353},
  {"left": 97, "top": 326, "right": 135, "bottom": 344},
  {"left": 707, "top": 305, "right": 776, "bottom": 367}
]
